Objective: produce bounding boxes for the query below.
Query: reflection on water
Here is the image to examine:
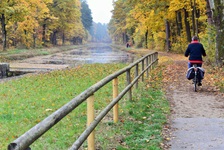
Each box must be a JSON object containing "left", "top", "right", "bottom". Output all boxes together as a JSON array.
[
  {"left": 71, "top": 46, "right": 134, "bottom": 64},
  {"left": 47, "top": 45, "right": 134, "bottom": 66}
]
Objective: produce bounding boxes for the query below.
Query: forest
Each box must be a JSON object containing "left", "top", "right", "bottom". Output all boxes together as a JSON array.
[
  {"left": 109, "top": 0, "right": 224, "bottom": 66},
  {"left": 0, "top": 0, "right": 223, "bottom": 66},
  {"left": 0, "top": 0, "right": 110, "bottom": 50}
]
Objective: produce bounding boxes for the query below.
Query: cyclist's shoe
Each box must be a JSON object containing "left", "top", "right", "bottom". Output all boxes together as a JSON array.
[{"left": 198, "top": 82, "right": 202, "bottom": 86}]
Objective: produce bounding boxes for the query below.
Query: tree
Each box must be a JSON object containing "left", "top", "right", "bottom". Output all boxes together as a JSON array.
[
  {"left": 125, "top": 0, "right": 170, "bottom": 49},
  {"left": 165, "top": 19, "right": 171, "bottom": 51},
  {"left": 49, "top": 0, "right": 85, "bottom": 45},
  {"left": 168, "top": 0, "right": 206, "bottom": 50},
  {"left": 0, "top": 0, "right": 54, "bottom": 49},
  {"left": 0, "top": 0, "right": 28, "bottom": 50},
  {"left": 109, "top": 0, "right": 129, "bottom": 44},
  {"left": 211, "top": 0, "right": 224, "bottom": 66},
  {"left": 0, "top": 14, "right": 6, "bottom": 51},
  {"left": 0, "top": 0, "right": 86, "bottom": 50},
  {"left": 81, "top": 0, "right": 93, "bottom": 31},
  {"left": 184, "top": 8, "right": 192, "bottom": 42},
  {"left": 15, "top": 0, "right": 53, "bottom": 48},
  {"left": 90, "top": 22, "right": 111, "bottom": 43}
]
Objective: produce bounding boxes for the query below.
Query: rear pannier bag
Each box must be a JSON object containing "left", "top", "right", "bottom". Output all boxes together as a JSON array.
[{"left": 186, "top": 67, "right": 205, "bottom": 80}]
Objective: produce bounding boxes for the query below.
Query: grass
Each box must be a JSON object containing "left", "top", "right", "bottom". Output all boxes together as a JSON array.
[
  {"left": 95, "top": 67, "right": 169, "bottom": 150},
  {"left": 0, "top": 62, "right": 169, "bottom": 150},
  {"left": 0, "top": 44, "right": 170, "bottom": 149},
  {"left": 115, "top": 88, "right": 169, "bottom": 150},
  {"left": 0, "top": 63, "right": 127, "bottom": 149},
  {"left": 0, "top": 45, "right": 86, "bottom": 62}
]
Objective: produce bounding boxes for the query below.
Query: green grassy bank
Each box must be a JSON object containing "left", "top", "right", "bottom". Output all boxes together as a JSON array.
[{"left": 0, "top": 62, "right": 169, "bottom": 149}]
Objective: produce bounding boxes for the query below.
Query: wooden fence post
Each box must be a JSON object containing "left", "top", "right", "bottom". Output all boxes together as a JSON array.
[
  {"left": 146, "top": 57, "right": 149, "bottom": 78},
  {"left": 155, "top": 53, "right": 158, "bottom": 65},
  {"left": 126, "top": 69, "right": 132, "bottom": 101},
  {"left": 87, "top": 95, "right": 95, "bottom": 150},
  {"left": 135, "top": 64, "right": 139, "bottom": 89},
  {"left": 113, "top": 78, "right": 119, "bottom": 123},
  {"left": 142, "top": 59, "right": 144, "bottom": 82},
  {"left": 152, "top": 54, "right": 156, "bottom": 68},
  {"left": 150, "top": 55, "right": 153, "bottom": 69}
]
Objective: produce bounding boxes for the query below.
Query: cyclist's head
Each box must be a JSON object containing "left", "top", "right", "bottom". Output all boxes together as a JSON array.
[{"left": 192, "top": 36, "right": 198, "bottom": 41}]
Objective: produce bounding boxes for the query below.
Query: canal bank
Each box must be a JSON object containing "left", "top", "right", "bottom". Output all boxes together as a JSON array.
[{"left": 0, "top": 43, "right": 137, "bottom": 78}]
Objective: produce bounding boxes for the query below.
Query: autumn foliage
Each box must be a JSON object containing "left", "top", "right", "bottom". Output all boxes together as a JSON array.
[
  {"left": 109, "top": 0, "right": 224, "bottom": 66},
  {"left": 0, "top": 0, "right": 85, "bottom": 49},
  {"left": 109, "top": 0, "right": 207, "bottom": 51},
  {"left": 153, "top": 52, "right": 224, "bottom": 95}
]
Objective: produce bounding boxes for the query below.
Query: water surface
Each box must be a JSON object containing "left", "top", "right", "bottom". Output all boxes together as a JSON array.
[{"left": 44, "top": 45, "right": 134, "bottom": 66}]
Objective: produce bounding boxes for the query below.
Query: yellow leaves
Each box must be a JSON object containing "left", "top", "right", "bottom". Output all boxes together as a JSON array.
[
  {"left": 169, "top": 0, "right": 185, "bottom": 12},
  {"left": 205, "top": 66, "right": 224, "bottom": 93},
  {"left": 43, "top": 0, "right": 53, "bottom": 3},
  {"left": 45, "top": 108, "right": 53, "bottom": 112},
  {"left": 35, "top": 119, "right": 41, "bottom": 123},
  {"left": 142, "top": 116, "right": 147, "bottom": 119},
  {"left": 12, "top": 135, "right": 18, "bottom": 139},
  {"left": 2, "top": 0, "right": 85, "bottom": 49}
]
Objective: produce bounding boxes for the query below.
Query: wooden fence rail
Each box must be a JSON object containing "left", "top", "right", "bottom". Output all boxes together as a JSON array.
[{"left": 8, "top": 52, "right": 158, "bottom": 150}]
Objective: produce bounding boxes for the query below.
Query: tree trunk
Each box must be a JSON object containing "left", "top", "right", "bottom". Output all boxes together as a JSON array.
[
  {"left": 145, "top": 29, "right": 148, "bottom": 48},
  {"left": 33, "top": 35, "right": 36, "bottom": 48},
  {"left": 51, "top": 31, "right": 57, "bottom": 45},
  {"left": 196, "top": 9, "right": 200, "bottom": 34},
  {"left": 191, "top": 0, "right": 196, "bottom": 36},
  {"left": 11, "top": 22, "right": 18, "bottom": 47},
  {"left": 213, "top": 0, "right": 224, "bottom": 66},
  {"left": 1, "top": 14, "right": 7, "bottom": 51},
  {"left": 122, "top": 32, "right": 126, "bottom": 44},
  {"left": 42, "top": 22, "right": 47, "bottom": 45},
  {"left": 62, "top": 32, "right": 65, "bottom": 45},
  {"left": 206, "top": 0, "right": 213, "bottom": 25},
  {"left": 176, "top": 11, "right": 182, "bottom": 36},
  {"left": 191, "top": 0, "right": 199, "bottom": 36},
  {"left": 33, "top": 29, "right": 36, "bottom": 48},
  {"left": 184, "top": 9, "right": 192, "bottom": 42},
  {"left": 206, "top": 0, "right": 213, "bottom": 46},
  {"left": 165, "top": 20, "right": 171, "bottom": 52}
]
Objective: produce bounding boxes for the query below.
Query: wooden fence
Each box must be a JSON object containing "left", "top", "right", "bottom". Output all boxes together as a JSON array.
[{"left": 8, "top": 52, "right": 158, "bottom": 150}]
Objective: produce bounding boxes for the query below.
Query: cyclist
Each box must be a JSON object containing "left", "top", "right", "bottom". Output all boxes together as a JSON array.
[{"left": 184, "top": 35, "right": 206, "bottom": 86}]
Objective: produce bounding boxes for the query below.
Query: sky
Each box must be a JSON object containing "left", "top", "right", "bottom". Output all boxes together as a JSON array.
[{"left": 87, "top": 0, "right": 114, "bottom": 24}]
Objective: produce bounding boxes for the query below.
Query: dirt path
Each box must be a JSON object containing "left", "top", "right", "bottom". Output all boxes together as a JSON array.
[{"left": 160, "top": 53, "right": 224, "bottom": 150}]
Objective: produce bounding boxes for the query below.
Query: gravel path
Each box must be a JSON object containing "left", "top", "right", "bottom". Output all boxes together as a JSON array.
[{"left": 162, "top": 56, "right": 224, "bottom": 150}]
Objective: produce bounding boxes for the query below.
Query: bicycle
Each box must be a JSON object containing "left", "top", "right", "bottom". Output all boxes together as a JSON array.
[
  {"left": 192, "top": 64, "right": 199, "bottom": 92},
  {"left": 186, "top": 63, "right": 204, "bottom": 92}
]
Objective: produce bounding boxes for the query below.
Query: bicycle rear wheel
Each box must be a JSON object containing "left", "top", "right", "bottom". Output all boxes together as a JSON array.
[{"left": 193, "top": 76, "right": 197, "bottom": 92}]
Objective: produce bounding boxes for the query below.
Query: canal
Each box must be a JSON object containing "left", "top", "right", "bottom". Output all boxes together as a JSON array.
[
  {"left": 20, "top": 44, "right": 135, "bottom": 67},
  {"left": 45, "top": 45, "right": 135, "bottom": 67}
]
